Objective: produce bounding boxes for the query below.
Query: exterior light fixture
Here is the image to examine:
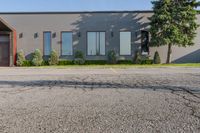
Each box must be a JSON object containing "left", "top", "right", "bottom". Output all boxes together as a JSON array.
[
  {"left": 52, "top": 32, "right": 56, "bottom": 38},
  {"left": 34, "top": 33, "right": 38, "bottom": 38},
  {"left": 19, "top": 33, "right": 23, "bottom": 38},
  {"left": 111, "top": 31, "right": 114, "bottom": 37},
  {"left": 77, "top": 32, "right": 81, "bottom": 37}
]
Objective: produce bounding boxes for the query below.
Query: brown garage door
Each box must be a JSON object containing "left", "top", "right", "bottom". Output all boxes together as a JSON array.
[{"left": 0, "top": 35, "right": 9, "bottom": 66}]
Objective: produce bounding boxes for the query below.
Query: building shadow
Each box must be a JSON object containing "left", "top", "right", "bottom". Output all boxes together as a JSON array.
[
  {"left": 71, "top": 12, "right": 149, "bottom": 59},
  {"left": 172, "top": 49, "right": 200, "bottom": 63}
]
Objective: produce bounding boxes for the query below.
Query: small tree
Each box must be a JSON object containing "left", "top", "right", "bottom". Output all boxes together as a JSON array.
[
  {"left": 149, "top": 0, "right": 199, "bottom": 63},
  {"left": 153, "top": 51, "right": 161, "bottom": 64},
  {"left": 32, "top": 49, "right": 43, "bottom": 66},
  {"left": 16, "top": 50, "right": 26, "bottom": 66},
  {"left": 49, "top": 50, "right": 59, "bottom": 65}
]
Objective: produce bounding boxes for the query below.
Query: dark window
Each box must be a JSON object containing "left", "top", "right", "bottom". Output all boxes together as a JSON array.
[
  {"left": 43, "top": 32, "right": 51, "bottom": 56},
  {"left": 34, "top": 33, "right": 38, "bottom": 38},
  {"left": 141, "top": 31, "right": 149, "bottom": 54}
]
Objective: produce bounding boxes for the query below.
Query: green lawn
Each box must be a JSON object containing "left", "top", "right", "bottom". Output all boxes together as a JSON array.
[{"left": 25, "top": 63, "right": 200, "bottom": 69}]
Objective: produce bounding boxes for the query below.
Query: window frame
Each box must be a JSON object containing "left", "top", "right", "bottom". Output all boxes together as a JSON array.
[
  {"left": 43, "top": 31, "right": 52, "bottom": 56},
  {"left": 119, "top": 31, "right": 132, "bottom": 56},
  {"left": 86, "top": 31, "right": 106, "bottom": 56},
  {"left": 60, "top": 31, "right": 73, "bottom": 56}
]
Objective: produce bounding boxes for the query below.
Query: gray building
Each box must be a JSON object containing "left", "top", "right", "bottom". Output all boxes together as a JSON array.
[{"left": 0, "top": 11, "right": 200, "bottom": 66}]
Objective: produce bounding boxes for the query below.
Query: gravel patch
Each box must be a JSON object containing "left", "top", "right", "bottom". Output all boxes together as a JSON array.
[{"left": 0, "top": 67, "right": 199, "bottom": 133}]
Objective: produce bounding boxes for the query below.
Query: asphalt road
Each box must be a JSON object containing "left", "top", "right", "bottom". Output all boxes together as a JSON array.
[{"left": 0, "top": 67, "right": 199, "bottom": 133}]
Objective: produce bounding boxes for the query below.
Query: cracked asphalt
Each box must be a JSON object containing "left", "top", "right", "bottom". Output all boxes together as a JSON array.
[{"left": 0, "top": 67, "right": 199, "bottom": 133}]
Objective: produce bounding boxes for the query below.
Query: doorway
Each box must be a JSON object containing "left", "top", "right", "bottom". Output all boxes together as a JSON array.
[
  {"left": 141, "top": 30, "right": 149, "bottom": 55},
  {"left": 0, "top": 34, "right": 10, "bottom": 66}
]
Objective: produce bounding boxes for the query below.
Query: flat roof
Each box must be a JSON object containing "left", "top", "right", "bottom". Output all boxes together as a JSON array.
[{"left": 0, "top": 10, "right": 153, "bottom": 14}]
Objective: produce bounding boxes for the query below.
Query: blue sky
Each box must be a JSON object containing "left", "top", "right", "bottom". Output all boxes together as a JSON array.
[
  {"left": 0, "top": 0, "right": 152, "bottom": 12},
  {"left": 0, "top": 0, "right": 199, "bottom": 12}
]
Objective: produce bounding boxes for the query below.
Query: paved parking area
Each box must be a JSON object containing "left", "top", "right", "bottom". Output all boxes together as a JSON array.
[{"left": 0, "top": 67, "right": 200, "bottom": 133}]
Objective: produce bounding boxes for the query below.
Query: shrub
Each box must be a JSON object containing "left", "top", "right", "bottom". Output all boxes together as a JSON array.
[
  {"left": 141, "top": 59, "right": 153, "bottom": 65},
  {"left": 133, "top": 51, "right": 142, "bottom": 64},
  {"left": 73, "top": 58, "right": 85, "bottom": 65},
  {"left": 32, "top": 49, "right": 43, "bottom": 66},
  {"left": 74, "top": 50, "right": 84, "bottom": 59},
  {"left": 73, "top": 51, "right": 85, "bottom": 65},
  {"left": 85, "top": 60, "right": 107, "bottom": 65},
  {"left": 16, "top": 50, "right": 26, "bottom": 66},
  {"left": 49, "top": 50, "right": 59, "bottom": 65},
  {"left": 107, "top": 50, "right": 117, "bottom": 64},
  {"left": 42, "top": 60, "right": 49, "bottom": 66},
  {"left": 117, "top": 60, "right": 133, "bottom": 64},
  {"left": 153, "top": 51, "right": 161, "bottom": 64},
  {"left": 58, "top": 60, "right": 74, "bottom": 65},
  {"left": 23, "top": 60, "right": 33, "bottom": 66}
]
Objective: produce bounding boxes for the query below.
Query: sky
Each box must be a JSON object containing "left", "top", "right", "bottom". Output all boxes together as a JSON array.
[
  {"left": 0, "top": 0, "right": 153, "bottom": 12},
  {"left": 0, "top": 0, "right": 199, "bottom": 12}
]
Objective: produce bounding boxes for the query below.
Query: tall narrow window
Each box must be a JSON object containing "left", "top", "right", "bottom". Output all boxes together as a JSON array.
[
  {"left": 44, "top": 32, "right": 51, "bottom": 56},
  {"left": 61, "top": 32, "right": 73, "bottom": 55},
  {"left": 141, "top": 30, "right": 149, "bottom": 55},
  {"left": 120, "top": 31, "right": 131, "bottom": 55},
  {"left": 87, "top": 32, "right": 105, "bottom": 55}
]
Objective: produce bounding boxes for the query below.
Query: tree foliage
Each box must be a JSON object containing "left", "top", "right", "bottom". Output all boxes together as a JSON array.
[{"left": 149, "top": 0, "right": 199, "bottom": 63}]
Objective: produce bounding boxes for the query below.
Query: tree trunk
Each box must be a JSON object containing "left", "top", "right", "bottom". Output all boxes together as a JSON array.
[{"left": 166, "top": 44, "right": 172, "bottom": 64}]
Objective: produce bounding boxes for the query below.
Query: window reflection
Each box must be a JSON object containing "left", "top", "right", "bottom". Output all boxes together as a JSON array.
[
  {"left": 62, "top": 32, "right": 73, "bottom": 55},
  {"left": 44, "top": 32, "right": 51, "bottom": 56},
  {"left": 120, "top": 32, "right": 131, "bottom": 55},
  {"left": 87, "top": 32, "right": 105, "bottom": 55}
]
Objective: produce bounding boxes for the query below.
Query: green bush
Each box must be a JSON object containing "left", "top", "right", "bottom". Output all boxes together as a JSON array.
[
  {"left": 141, "top": 59, "right": 153, "bottom": 65},
  {"left": 16, "top": 50, "right": 26, "bottom": 66},
  {"left": 58, "top": 60, "right": 74, "bottom": 65},
  {"left": 73, "top": 51, "right": 85, "bottom": 65},
  {"left": 49, "top": 50, "right": 59, "bottom": 65},
  {"left": 85, "top": 60, "right": 107, "bottom": 65},
  {"left": 32, "top": 49, "right": 43, "bottom": 66},
  {"left": 117, "top": 60, "right": 133, "bottom": 64},
  {"left": 74, "top": 58, "right": 85, "bottom": 65},
  {"left": 23, "top": 60, "right": 33, "bottom": 66},
  {"left": 133, "top": 51, "right": 142, "bottom": 64},
  {"left": 42, "top": 60, "right": 49, "bottom": 66},
  {"left": 153, "top": 51, "right": 161, "bottom": 64},
  {"left": 107, "top": 50, "right": 117, "bottom": 64},
  {"left": 74, "top": 50, "right": 84, "bottom": 59}
]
